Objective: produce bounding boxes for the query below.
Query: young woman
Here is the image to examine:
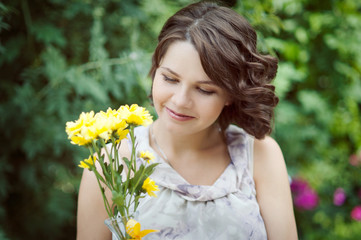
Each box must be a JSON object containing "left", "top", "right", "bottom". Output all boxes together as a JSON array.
[{"left": 77, "top": 2, "right": 298, "bottom": 239}]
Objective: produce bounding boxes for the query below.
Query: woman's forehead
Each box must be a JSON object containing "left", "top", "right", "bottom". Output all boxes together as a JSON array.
[{"left": 159, "top": 41, "right": 211, "bottom": 82}]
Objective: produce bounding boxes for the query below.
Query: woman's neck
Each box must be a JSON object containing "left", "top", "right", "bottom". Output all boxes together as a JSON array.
[{"left": 151, "top": 120, "right": 224, "bottom": 158}]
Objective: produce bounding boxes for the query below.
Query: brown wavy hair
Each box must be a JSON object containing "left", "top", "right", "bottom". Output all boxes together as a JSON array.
[{"left": 149, "top": 2, "right": 279, "bottom": 139}]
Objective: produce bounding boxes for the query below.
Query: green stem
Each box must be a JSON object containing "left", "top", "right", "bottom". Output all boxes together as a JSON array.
[
  {"left": 87, "top": 143, "right": 112, "bottom": 217},
  {"left": 129, "top": 125, "right": 137, "bottom": 171},
  {"left": 91, "top": 140, "right": 113, "bottom": 188},
  {"left": 88, "top": 145, "right": 110, "bottom": 188},
  {"left": 128, "top": 166, "right": 146, "bottom": 213},
  {"left": 95, "top": 175, "right": 112, "bottom": 217},
  {"left": 124, "top": 126, "right": 135, "bottom": 204},
  {"left": 123, "top": 126, "right": 138, "bottom": 218},
  {"left": 101, "top": 138, "right": 117, "bottom": 190},
  {"left": 111, "top": 136, "right": 120, "bottom": 178}
]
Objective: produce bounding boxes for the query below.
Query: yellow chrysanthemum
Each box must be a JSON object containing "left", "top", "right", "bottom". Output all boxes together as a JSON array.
[
  {"left": 78, "top": 155, "right": 96, "bottom": 169},
  {"left": 66, "top": 111, "right": 97, "bottom": 145},
  {"left": 142, "top": 177, "right": 159, "bottom": 197},
  {"left": 95, "top": 109, "right": 129, "bottom": 142},
  {"left": 104, "top": 107, "right": 118, "bottom": 118},
  {"left": 117, "top": 127, "right": 129, "bottom": 140},
  {"left": 69, "top": 134, "right": 91, "bottom": 146},
  {"left": 92, "top": 111, "right": 113, "bottom": 141},
  {"left": 66, "top": 111, "right": 95, "bottom": 137},
  {"left": 139, "top": 151, "right": 155, "bottom": 163},
  {"left": 117, "top": 104, "right": 153, "bottom": 126},
  {"left": 98, "top": 108, "right": 127, "bottom": 131},
  {"left": 126, "top": 219, "right": 158, "bottom": 240}
]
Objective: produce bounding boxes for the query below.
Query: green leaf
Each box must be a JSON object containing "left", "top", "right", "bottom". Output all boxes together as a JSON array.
[
  {"left": 112, "top": 190, "right": 124, "bottom": 207},
  {"left": 117, "top": 164, "right": 124, "bottom": 175},
  {"left": 122, "top": 157, "right": 131, "bottom": 169},
  {"left": 31, "top": 22, "right": 66, "bottom": 47}
]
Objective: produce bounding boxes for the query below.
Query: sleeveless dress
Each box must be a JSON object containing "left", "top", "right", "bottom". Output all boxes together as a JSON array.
[{"left": 125, "top": 125, "right": 267, "bottom": 239}]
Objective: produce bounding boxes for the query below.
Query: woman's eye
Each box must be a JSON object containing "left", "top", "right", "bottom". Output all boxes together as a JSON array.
[
  {"left": 198, "top": 88, "right": 215, "bottom": 95},
  {"left": 162, "top": 74, "right": 177, "bottom": 83}
]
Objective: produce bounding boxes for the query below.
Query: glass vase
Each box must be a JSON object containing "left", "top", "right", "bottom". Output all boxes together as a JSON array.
[
  {"left": 105, "top": 211, "right": 140, "bottom": 240},
  {"left": 104, "top": 215, "right": 127, "bottom": 240}
]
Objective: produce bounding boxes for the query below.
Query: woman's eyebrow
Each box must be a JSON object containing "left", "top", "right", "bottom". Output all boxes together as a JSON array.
[
  {"left": 160, "top": 66, "right": 215, "bottom": 85},
  {"left": 160, "top": 67, "right": 180, "bottom": 78},
  {"left": 197, "top": 80, "right": 216, "bottom": 85}
]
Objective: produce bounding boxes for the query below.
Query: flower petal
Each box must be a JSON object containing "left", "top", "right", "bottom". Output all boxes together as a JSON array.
[
  {"left": 126, "top": 219, "right": 141, "bottom": 238},
  {"left": 142, "top": 178, "right": 159, "bottom": 197},
  {"left": 140, "top": 229, "right": 159, "bottom": 237}
]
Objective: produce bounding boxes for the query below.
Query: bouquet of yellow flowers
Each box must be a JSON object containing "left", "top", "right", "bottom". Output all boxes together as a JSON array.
[{"left": 66, "top": 104, "right": 159, "bottom": 240}]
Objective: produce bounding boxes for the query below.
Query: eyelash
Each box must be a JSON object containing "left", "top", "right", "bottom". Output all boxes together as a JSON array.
[
  {"left": 162, "top": 74, "right": 215, "bottom": 95},
  {"left": 162, "top": 74, "right": 177, "bottom": 83},
  {"left": 197, "top": 88, "right": 215, "bottom": 95}
]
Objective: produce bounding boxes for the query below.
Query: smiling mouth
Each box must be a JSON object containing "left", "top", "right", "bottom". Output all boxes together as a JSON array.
[{"left": 166, "top": 107, "right": 194, "bottom": 121}]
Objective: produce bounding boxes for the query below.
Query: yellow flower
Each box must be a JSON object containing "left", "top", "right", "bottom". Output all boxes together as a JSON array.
[
  {"left": 92, "top": 111, "right": 113, "bottom": 141},
  {"left": 101, "top": 108, "right": 128, "bottom": 131},
  {"left": 66, "top": 111, "right": 97, "bottom": 145},
  {"left": 139, "top": 151, "right": 155, "bottom": 163},
  {"left": 126, "top": 219, "right": 158, "bottom": 240},
  {"left": 91, "top": 109, "right": 130, "bottom": 142},
  {"left": 66, "top": 111, "right": 95, "bottom": 137},
  {"left": 70, "top": 134, "right": 92, "bottom": 146},
  {"left": 116, "top": 127, "right": 129, "bottom": 141},
  {"left": 104, "top": 107, "right": 118, "bottom": 118},
  {"left": 142, "top": 177, "right": 159, "bottom": 197},
  {"left": 117, "top": 104, "right": 153, "bottom": 126},
  {"left": 78, "top": 155, "right": 95, "bottom": 169}
]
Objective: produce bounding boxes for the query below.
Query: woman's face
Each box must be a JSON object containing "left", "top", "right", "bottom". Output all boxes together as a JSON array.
[{"left": 152, "top": 41, "right": 229, "bottom": 135}]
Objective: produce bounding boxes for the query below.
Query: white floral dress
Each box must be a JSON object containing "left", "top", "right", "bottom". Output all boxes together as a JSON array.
[{"left": 126, "top": 125, "right": 267, "bottom": 240}]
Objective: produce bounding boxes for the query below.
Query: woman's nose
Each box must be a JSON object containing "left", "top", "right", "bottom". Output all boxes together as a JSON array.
[{"left": 171, "top": 87, "right": 192, "bottom": 108}]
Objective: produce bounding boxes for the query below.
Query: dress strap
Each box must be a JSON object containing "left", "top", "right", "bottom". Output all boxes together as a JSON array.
[{"left": 247, "top": 135, "right": 255, "bottom": 178}]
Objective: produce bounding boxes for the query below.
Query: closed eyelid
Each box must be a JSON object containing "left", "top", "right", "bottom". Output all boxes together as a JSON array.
[
  {"left": 198, "top": 83, "right": 221, "bottom": 92},
  {"left": 162, "top": 73, "right": 176, "bottom": 80},
  {"left": 198, "top": 86, "right": 216, "bottom": 94},
  {"left": 159, "top": 67, "right": 221, "bottom": 94}
]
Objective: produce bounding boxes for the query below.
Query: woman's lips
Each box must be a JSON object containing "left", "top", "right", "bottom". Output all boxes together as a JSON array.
[{"left": 166, "top": 107, "right": 194, "bottom": 121}]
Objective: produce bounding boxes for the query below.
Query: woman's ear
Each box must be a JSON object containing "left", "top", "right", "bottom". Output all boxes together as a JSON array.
[{"left": 225, "top": 100, "right": 232, "bottom": 106}]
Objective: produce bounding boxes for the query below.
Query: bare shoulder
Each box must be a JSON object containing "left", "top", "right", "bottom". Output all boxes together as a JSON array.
[
  {"left": 253, "top": 136, "right": 298, "bottom": 240},
  {"left": 253, "top": 136, "right": 286, "bottom": 184},
  {"left": 253, "top": 136, "right": 283, "bottom": 160}
]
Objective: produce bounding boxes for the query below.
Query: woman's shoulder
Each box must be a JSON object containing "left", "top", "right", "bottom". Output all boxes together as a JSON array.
[
  {"left": 253, "top": 135, "right": 287, "bottom": 185},
  {"left": 254, "top": 136, "right": 282, "bottom": 156},
  {"left": 252, "top": 136, "right": 298, "bottom": 239}
]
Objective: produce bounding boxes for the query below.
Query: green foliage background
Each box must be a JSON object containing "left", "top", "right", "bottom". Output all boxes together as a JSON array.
[{"left": 0, "top": 0, "right": 360, "bottom": 239}]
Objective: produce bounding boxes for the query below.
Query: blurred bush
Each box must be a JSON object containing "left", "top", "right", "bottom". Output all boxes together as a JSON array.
[
  {"left": 237, "top": 0, "right": 361, "bottom": 239},
  {"left": 0, "top": 0, "right": 185, "bottom": 238},
  {"left": 0, "top": 0, "right": 360, "bottom": 239}
]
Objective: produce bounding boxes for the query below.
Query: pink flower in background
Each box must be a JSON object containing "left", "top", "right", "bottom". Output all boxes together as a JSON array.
[
  {"left": 351, "top": 206, "right": 361, "bottom": 221},
  {"left": 291, "top": 178, "right": 309, "bottom": 194},
  {"left": 294, "top": 188, "right": 319, "bottom": 210},
  {"left": 349, "top": 153, "right": 361, "bottom": 166},
  {"left": 333, "top": 188, "right": 346, "bottom": 206},
  {"left": 291, "top": 178, "right": 319, "bottom": 210}
]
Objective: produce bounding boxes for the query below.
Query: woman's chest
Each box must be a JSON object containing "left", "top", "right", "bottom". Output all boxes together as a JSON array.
[{"left": 166, "top": 146, "right": 231, "bottom": 186}]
